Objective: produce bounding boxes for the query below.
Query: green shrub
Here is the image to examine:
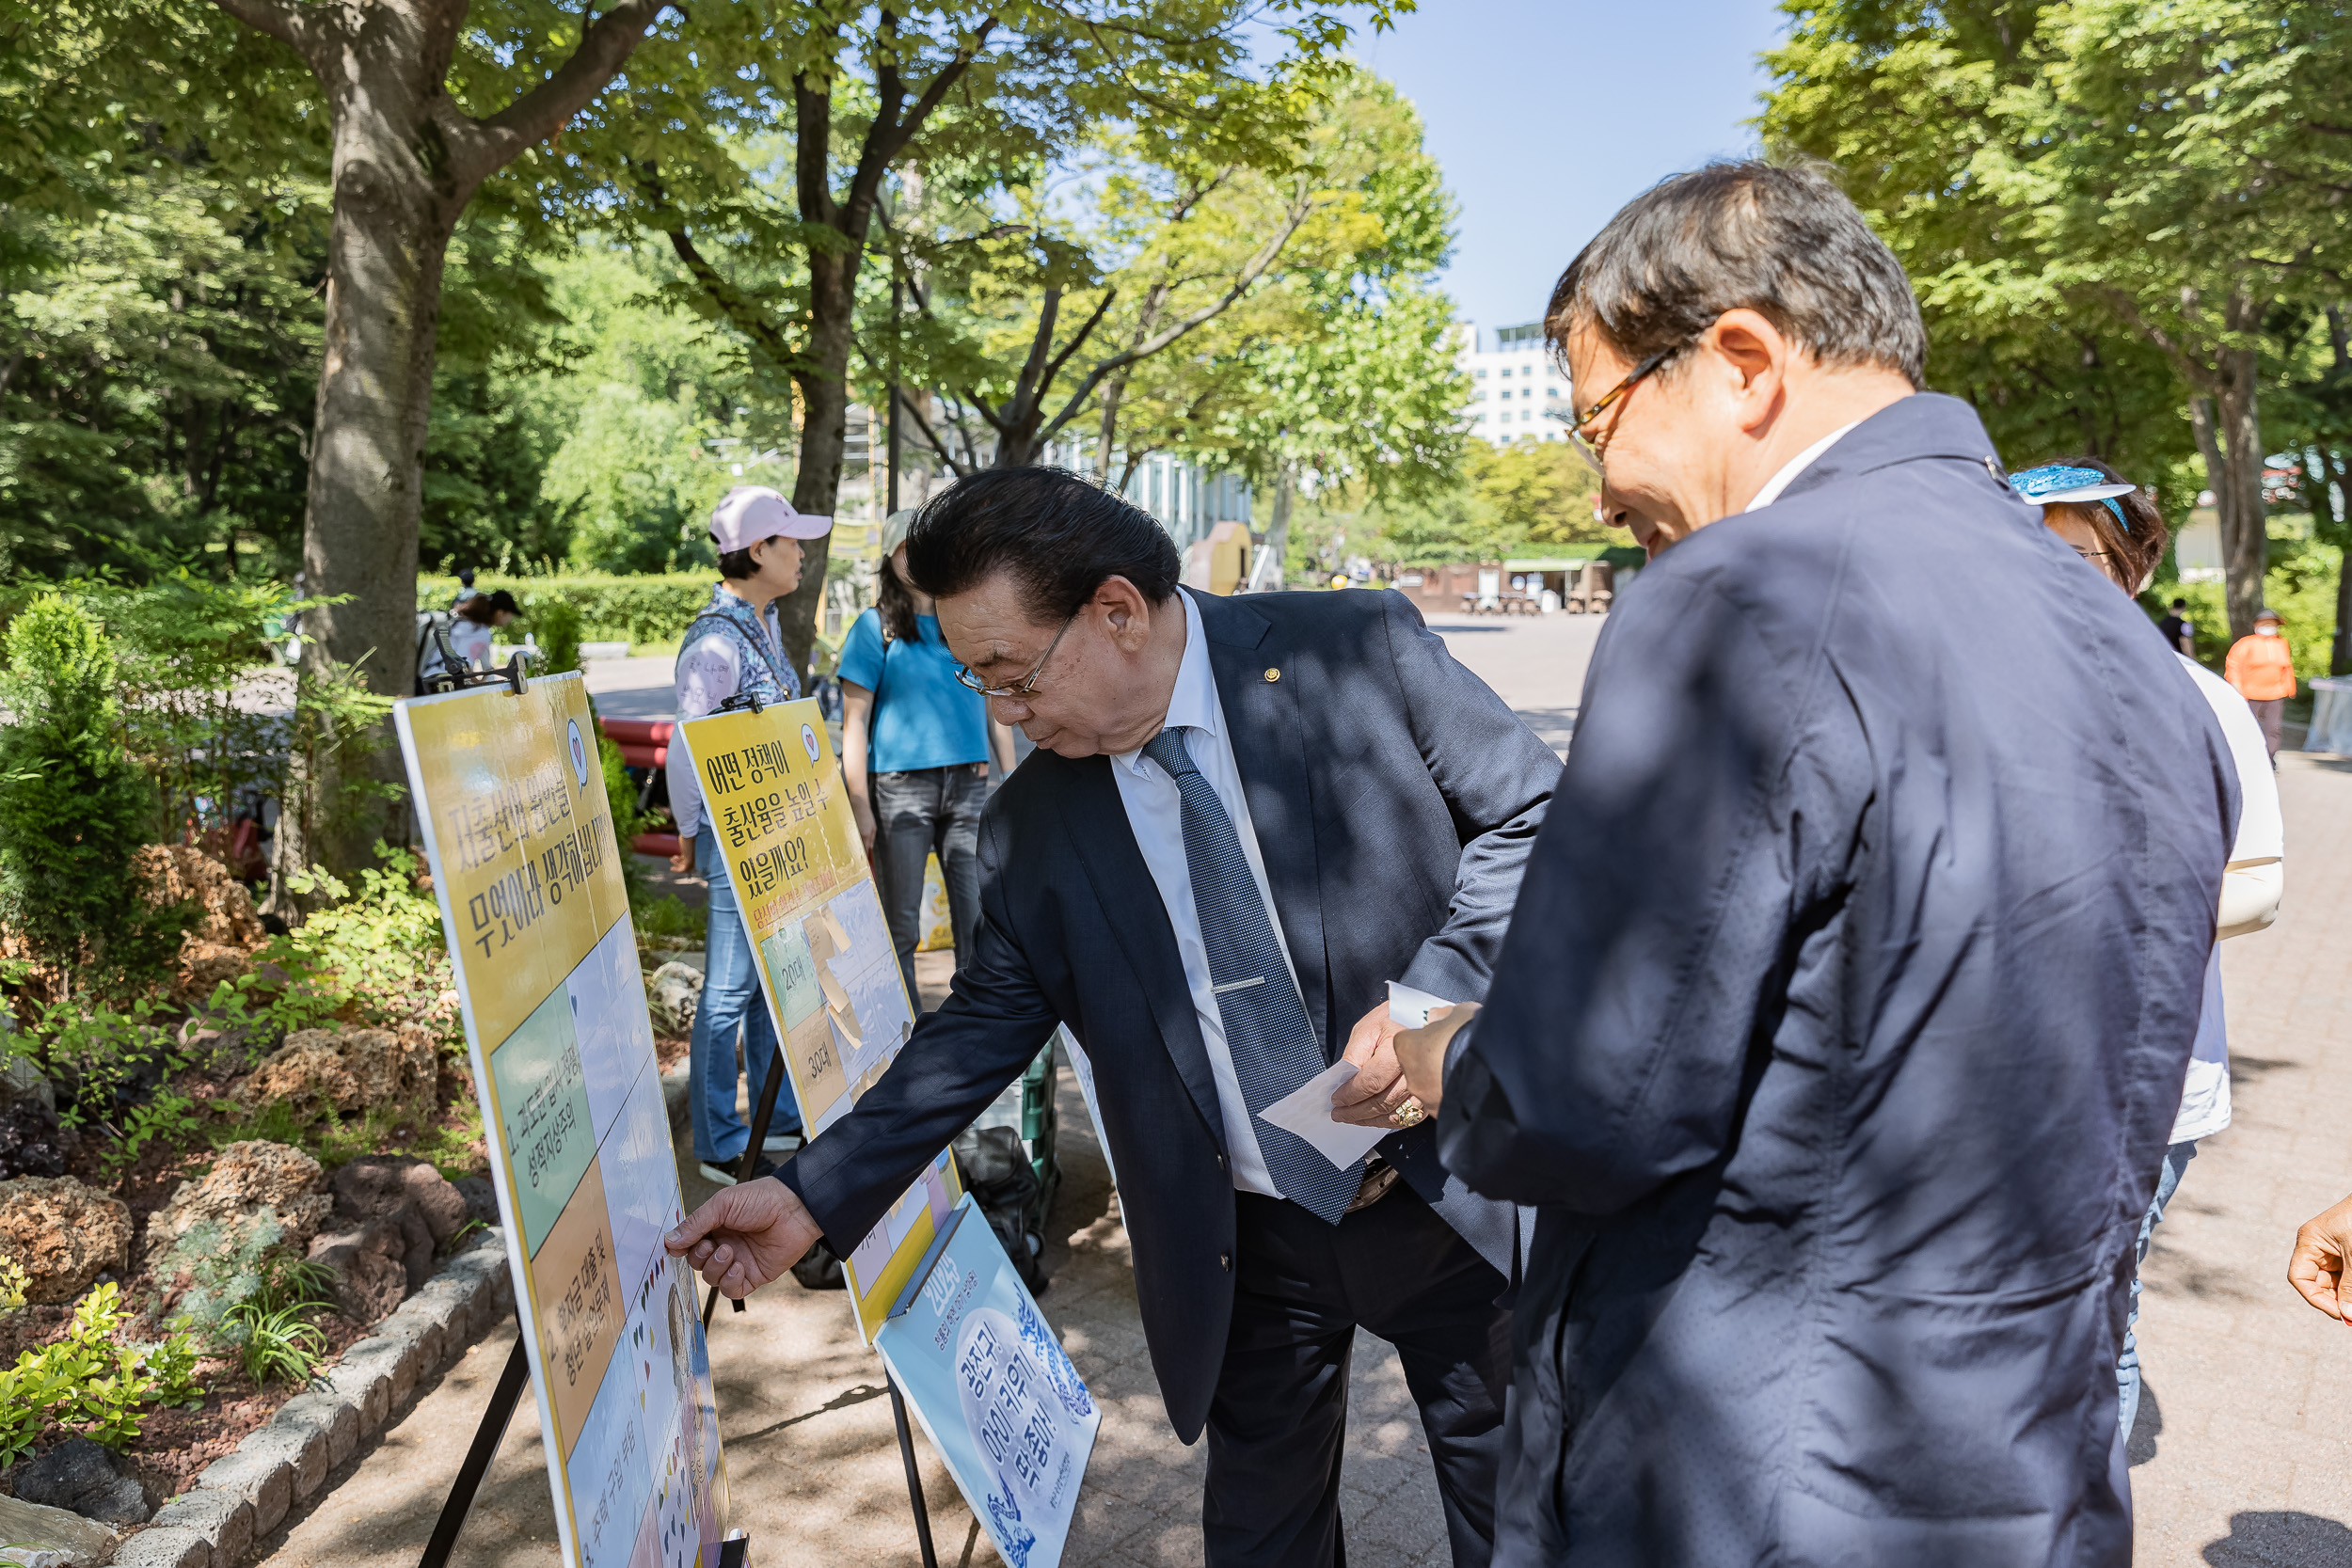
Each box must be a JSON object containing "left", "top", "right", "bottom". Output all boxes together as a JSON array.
[
  {"left": 0, "top": 1283, "right": 203, "bottom": 1462},
  {"left": 0, "top": 594, "right": 189, "bottom": 995},
  {"left": 532, "top": 597, "right": 586, "bottom": 676},
  {"left": 26, "top": 996, "right": 175, "bottom": 1127}
]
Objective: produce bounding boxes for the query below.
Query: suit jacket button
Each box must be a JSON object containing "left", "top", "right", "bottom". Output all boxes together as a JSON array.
[
  {"left": 1218, "top": 1252, "right": 1232, "bottom": 1271},
  {"left": 1216, "top": 1153, "right": 1228, "bottom": 1172}
]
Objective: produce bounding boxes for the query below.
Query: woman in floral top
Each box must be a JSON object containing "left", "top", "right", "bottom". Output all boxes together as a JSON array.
[{"left": 667, "top": 485, "right": 831, "bottom": 1186}]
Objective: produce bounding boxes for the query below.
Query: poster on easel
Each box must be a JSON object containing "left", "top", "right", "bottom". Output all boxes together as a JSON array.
[
  {"left": 675, "top": 698, "right": 961, "bottom": 1340},
  {"left": 396, "top": 672, "right": 731, "bottom": 1568},
  {"left": 875, "top": 1197, "right": 1100, "bottom": 1568}
]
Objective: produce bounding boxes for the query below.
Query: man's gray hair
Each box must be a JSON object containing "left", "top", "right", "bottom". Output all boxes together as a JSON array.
[{"left": 1546, "top": 161, "right": 1927, "bottom": 390}]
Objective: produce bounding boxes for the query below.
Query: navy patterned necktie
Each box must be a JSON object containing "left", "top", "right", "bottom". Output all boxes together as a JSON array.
[{"left": 1140, "top": 727, "right": 1361, "bottom": 1224}]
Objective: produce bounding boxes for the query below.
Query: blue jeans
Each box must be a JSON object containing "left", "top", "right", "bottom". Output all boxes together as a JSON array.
[
  {"left": 689, "top": 825, "right": 801, "bottom": 1164},
  {"left": 2118, "top": 1139, "right": 2198, "bottom": 1438}
]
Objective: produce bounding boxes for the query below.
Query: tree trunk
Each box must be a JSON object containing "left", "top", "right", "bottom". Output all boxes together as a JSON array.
[
  {"left": 210, "top": 0, "right": 662, "bottom": 875},
  {"left": 780, "top": 242, "right": 858, "bottom": 681},
  {"left": 295, "top": 59, "right": 466, "bottom": 869},
  {"left": 1265, "top": 460, "right": 1296, "bottom": 588},
  {"left": 2205, "top": 289, "right": 2269, "bottom": 640}
]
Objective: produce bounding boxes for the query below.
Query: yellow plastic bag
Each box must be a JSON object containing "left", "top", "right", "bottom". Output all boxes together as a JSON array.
[{"left": 915, "top": 851, "right": 955, "bottom": 951}]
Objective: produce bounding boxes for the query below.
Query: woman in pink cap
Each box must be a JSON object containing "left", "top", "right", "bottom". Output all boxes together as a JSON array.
[{"left": 665, "top": 484, "right": 833, "bottom": 1186}]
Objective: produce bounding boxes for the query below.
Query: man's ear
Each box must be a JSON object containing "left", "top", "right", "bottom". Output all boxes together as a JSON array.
[
  {"left": 1708, "top": 308, "right": 1791, "bottom": 433},
  {"left": 1097, "top": 576, "right": 1153, "bottom": 651}
]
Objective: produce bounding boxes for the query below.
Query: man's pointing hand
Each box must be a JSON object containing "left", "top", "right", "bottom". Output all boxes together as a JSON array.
[{"left": 664, "top": 1177, "right": 823, "bottom": 1299}]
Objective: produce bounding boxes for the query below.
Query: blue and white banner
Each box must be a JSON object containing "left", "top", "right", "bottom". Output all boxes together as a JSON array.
[{"left": 873, "top": 1196, "right": 1099, "bottom": 1568}]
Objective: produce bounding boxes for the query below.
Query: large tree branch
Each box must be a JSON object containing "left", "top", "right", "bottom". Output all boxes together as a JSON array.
[
  {"left": 459, "top": 0, "right": 673, "bottom": 190},
  {"left": 1005, "top": 288, "right": 1065, "bottom": 422},
  {"left": 840, "top": 15, "right": 998, "bottom": 247},
  {"left": 1036, "top": 186, "right": 1319, "bottom": 448},
  {"left": 662, "top": 221, "right": 801, "bottom": 375},
  {"left": 2091, "top": 285, "right": 2218, "bottom": 392},
  {"left": 895, "top": 388, "right": 973, "bottom": 478},
  {"left": 205, "top": 0, "right": 330, "bottom": 73}
]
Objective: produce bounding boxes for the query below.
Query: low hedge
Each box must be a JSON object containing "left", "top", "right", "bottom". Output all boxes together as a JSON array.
[{"left": 420, "top": 573, "right": 711, "bottom": 645}]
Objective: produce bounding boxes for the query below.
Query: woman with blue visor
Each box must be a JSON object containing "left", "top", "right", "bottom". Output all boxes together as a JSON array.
[{"left": 2014, "top": 457, "right": 2283, "bottom": 1445}]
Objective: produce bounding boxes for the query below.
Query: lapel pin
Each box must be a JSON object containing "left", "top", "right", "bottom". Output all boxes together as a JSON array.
[{"left": 1264, "top": 667, "right": 1280, "bottom": 682}]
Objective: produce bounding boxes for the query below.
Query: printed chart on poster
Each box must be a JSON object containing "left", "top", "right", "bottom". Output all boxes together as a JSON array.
[
  {"left": 675, "top": 698, "right": 961, "bottom": 1339},
  {"left": 876, "top": 1197, "right": 1100, "bottom": 1568},
  {"left": 397, "top": 673, "right": 731, "bottom": 1568}
]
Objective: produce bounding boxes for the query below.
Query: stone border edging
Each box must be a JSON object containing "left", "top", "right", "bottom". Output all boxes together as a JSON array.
[{"left": 112, "top": 1227, "right": 516, "bottom": 1568}]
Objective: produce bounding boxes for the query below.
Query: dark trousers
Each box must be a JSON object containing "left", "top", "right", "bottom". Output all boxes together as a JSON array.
[
  {"left": 869, "top": 764, "right": 986, "bottom": 999},
  {"left": 2249, "top": 696, "right": 2285, "bottom": 760},
  {"left": 1204, "top": 1184, "right": 1511, "bottom": 1568}
]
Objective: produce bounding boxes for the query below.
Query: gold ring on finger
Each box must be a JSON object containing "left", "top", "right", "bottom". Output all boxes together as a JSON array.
[{"left": 1389, "top": 1098, "right": 1426, "bottom": 1129}]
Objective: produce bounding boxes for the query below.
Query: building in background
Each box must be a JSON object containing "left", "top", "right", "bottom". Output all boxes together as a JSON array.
[
  {"left": 1042, "top": 441, "right": 1253, "bottom": 554},
  {"left": 1457, "top": 321, "right": 1570, "bottom": 445}
]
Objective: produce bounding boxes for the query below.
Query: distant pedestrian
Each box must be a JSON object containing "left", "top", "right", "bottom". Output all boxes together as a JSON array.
[
  {"left": 2225, "top": 609, "right": 2296, "bottom": 760},
  {"left": 448, "top": 590, "right": 518, "bottom": 670},
  {"left": 2015, "top": 457, "right": 2283, "bottom": 1442},
  {"left": 452, "top": 566, "right": 480, "bottom": 610},
  {"left": 2159, "top": 595, "right": 2196, "bottom": 657},
  {"left": 666, "top": 485, "right": 832, "bottom": 1186},
  {"left": 837, "top": 509, "right": 1016, "bottom": 1000},
  {"left": 1393, "top": 162, "right": 2236, "bottom": 1565}
]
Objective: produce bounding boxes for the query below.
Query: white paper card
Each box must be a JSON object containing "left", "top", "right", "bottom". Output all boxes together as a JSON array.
[
  {"left": 1387, "top": 980, "right": 1454, "bottom": 1029},
  {"left": 1258, "top": 1063, "right": 1391, "bottom": 1171}
]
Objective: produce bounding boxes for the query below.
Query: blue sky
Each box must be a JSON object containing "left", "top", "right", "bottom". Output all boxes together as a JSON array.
[{"left": 1355, "top": 0, "right": 1788, "bottom": 335}]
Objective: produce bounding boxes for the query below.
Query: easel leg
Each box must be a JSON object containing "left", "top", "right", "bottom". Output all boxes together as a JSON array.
[
  {"left": 417, "top": 1333, "right": 531, "bottom": 1568},
  {"left": 705, "top": 1051, "right": 791, "bottom": 1329},
  {"left": 887, "top": 1370, "right": 940, "bottom": 1568}
]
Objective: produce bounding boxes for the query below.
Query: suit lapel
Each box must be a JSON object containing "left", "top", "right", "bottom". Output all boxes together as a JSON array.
[
  {"left": 1196, "top": 592, "right": 1334, "bottom": 1056},
  {"left": 1055, "top": 753, "right": 1232, "bottom": 1150}
]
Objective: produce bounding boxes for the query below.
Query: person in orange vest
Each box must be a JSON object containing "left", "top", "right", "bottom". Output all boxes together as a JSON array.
[{"left": 2224, "top": 608, "right": 2297, "bottom": 761}]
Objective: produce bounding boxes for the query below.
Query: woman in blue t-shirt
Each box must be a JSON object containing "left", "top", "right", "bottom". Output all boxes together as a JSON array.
[{"left": 838, "top": 508, "right": 1015, "bottom": 998}]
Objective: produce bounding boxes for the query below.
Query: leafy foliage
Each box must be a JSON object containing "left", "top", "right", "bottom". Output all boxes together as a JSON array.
[
  {"left": 0, "top": 1283, "right": 204, "bottom": 1462},
  {"left": 419, "top": 572, "right": 712, "bottom": 646},
  {"left": 0, "top": 594, "right": 188, "bottom": 994}
]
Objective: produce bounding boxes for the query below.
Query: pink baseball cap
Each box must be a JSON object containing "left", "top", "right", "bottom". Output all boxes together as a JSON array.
[{"left": 709, "top": 485, "right": 832, "bottom": 551}]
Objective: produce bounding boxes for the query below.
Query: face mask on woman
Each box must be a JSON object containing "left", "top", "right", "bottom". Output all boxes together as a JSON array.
[{"left": 2259, "top": 624, "right": 2281, "bottom": 638}]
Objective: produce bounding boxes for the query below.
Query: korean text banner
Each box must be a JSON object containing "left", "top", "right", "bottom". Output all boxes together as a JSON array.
[
  {"left": 876, "top": 1198, "right": 1100, "bottom": 1568},
  {"left": 675, "top": 700, "right": 960, "bottom": 1339},
  {"left": 396, "top": 673, "right": 729, "bottom": 1568}
]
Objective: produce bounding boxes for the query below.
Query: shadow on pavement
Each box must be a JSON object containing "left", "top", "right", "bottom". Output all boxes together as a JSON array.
[
  {"left": 2201, "top": 1511, "right": 2352, "bottom": 1566},
  {"left": 2127, "top": 1382, "right": 2162, "bottom": 1467}
]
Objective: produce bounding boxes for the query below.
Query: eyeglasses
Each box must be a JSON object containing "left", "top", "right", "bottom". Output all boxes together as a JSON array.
[
  {"left": 953, "top": 611, "right": 1077, "bottom": 699},
  {"left": 1566, "top": 346, "right": 1678, "bottom": 475}
]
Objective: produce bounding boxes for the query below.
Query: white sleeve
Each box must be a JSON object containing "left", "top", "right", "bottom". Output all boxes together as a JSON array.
[
  {"left": 669, "top": 640, "right": 742, "bottom": 843},
  {"left": 2178, "top": 654, "right": 2282, "bottom": 936}
]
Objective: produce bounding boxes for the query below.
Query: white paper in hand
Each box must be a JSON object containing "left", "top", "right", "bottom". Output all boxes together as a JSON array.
[
  {"left": 1387, "top": 980, "right": 1454, "bottom": 1029},
  {"left": 1258, "top": 1063, "right": 1391, "bottom": 1172}
]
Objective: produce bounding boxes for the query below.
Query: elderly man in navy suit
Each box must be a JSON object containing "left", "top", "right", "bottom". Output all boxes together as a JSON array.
[
  {"left": 666, "top": 467, "right": 1560, "bottom": 1567},
  {"left": 1395, "top": 163, "right": 2238, "bottom": 1565}
]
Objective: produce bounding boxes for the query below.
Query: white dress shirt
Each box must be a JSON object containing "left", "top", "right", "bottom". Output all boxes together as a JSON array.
[
  {"left": 1109, "top": 591, "right": 1302, "bottom": 1197},
  {"left": 1744, "top": 421, "right": 1860, "bottom": 513}
]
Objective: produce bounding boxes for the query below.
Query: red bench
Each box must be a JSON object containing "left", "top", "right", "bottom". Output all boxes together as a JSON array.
[{"left": 596, "top": 718, "right": 682, "bottom": 859}]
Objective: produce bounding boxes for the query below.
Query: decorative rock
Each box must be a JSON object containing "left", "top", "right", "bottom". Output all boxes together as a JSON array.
[
  {"left": 194, "top": 1447, "right": 292, "bottom": 1536},
  {"left": 12, "top": 1438, "right": 148, "bottom": 1526},
  {"left": 148, "top": 1488, "right": 251, "bottom": 1568},
  {"left": 0, "top": 1052, "right": 53, "bottom": 1114},
  {"left": 109, "top": 1524, "right": 209, "bottom": 1568},
  {"left": 147, "top": 1141, "right": 331, "bottom": 1259},
  {"left": 306, "top": 1157, "right": 468, "bottom": 1319},
  {"left": 268, "top": 1388, "right": 361, "bottom": 1474},
  {"left": 647, "top": 960, "right": 704, "bottom": 1037},
  {"left": 176, "top": 940, "right": 251, "bottom": 997},
  {"left": 0, "top": 1176, "right": 132, "bottom": 1304},
  {"left": 134, "top": 844, "right": 265, "bottom": 947},
  {"left": 235, "top": 1026, "right": 435, "bottom": 1121},
  {"left": 451, "top": 1175, "right": 500, "bottom": 1228},
  {"left": 0, "top": 1494, "right": 119, "bottom": 1567}
]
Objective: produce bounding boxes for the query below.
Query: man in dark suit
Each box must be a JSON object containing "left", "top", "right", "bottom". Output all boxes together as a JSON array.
[
  {"left": 666, "top": 467, "right": 1560, "bottom": 1567},
  {"left": 1396, "top": 163, "right": 2237, "bottom": 1565}
]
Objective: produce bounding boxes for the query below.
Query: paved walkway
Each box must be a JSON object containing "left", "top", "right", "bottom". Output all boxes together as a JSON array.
[{"left": 2131, "top": 748, "right": 2352, "bottom": 1565}]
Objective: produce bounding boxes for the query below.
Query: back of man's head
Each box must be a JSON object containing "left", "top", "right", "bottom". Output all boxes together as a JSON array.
[
  {"left": 905, "top": 467, "right": 1183, "bottom": 625},
  {"left": 2172, "top": 597, "right": 2189, "bottom": 610},
  {"left": 1546, "top": 161, "right": 1926, "bottom": 390}
]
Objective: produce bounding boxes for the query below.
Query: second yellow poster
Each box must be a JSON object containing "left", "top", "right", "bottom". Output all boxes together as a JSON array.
[{"left": 675, "top": 699, "right": 961, "bottom": 1339}]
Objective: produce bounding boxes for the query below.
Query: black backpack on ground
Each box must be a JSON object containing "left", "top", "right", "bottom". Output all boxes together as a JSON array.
[{"left": 951, "top": 1123, "right": 1050, "bottom": 1295}]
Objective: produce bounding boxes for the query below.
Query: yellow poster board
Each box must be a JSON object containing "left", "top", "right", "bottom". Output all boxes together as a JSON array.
[
  {"left": 675, "top": 699, "right": 961, "bottom": 1340},
  {"left": 396, "top": 673, "right": 731, "bottom": 1568}
]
